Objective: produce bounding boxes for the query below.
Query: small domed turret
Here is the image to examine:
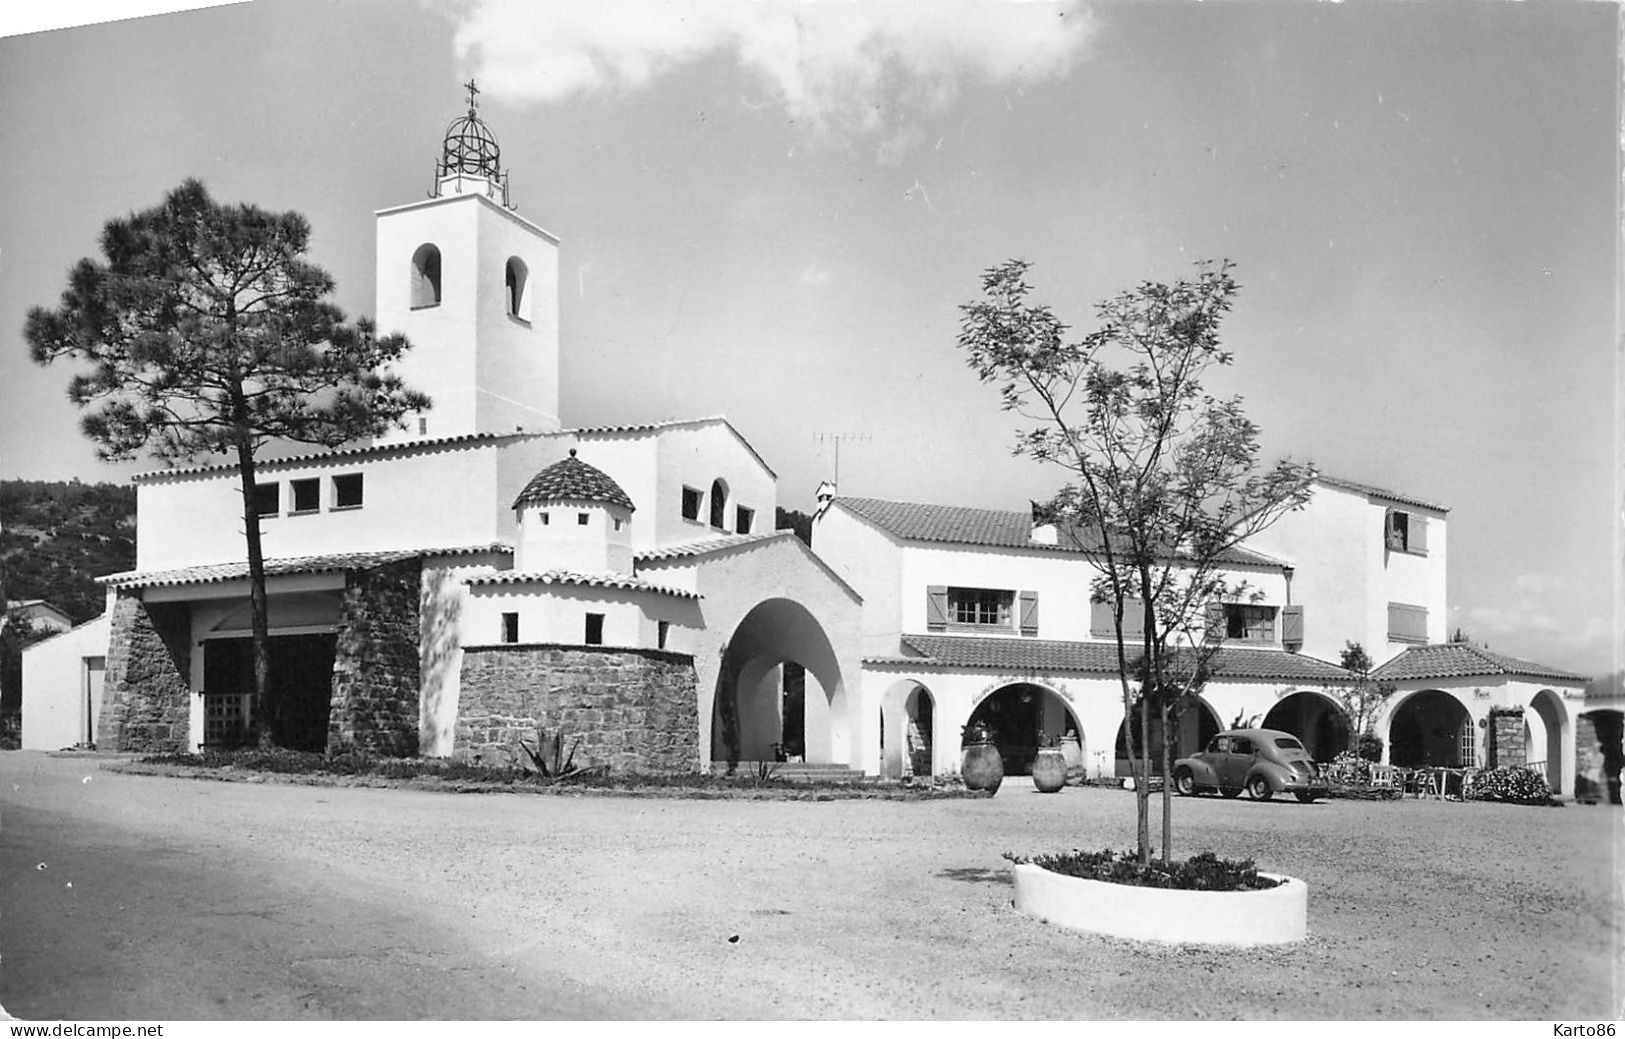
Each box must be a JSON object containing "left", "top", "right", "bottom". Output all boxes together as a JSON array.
[{"left": 513, "top": 450, "right": 634, "bottom": 574}]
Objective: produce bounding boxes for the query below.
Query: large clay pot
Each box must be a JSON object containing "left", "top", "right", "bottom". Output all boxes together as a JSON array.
[
  {"left": 1031, "top": 746, "right": 1067, "bottom": 793},
  {"left": 961, "top": 723, "right": 1004, "bottom": 794}
]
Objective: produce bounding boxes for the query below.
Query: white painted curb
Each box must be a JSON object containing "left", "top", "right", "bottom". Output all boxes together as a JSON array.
[{"left": 1011, "top": 862, "right": 1308, "bottom": 945}]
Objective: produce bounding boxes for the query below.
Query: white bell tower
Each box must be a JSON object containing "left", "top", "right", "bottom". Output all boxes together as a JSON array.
[{"left": 374, "top": 81, "right": 560, "bottom": 442}]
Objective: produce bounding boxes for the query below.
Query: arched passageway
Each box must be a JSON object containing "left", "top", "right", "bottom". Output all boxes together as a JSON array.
[
  {"left": 1263, "top": 691, "right": 1352, "bottom": 762},
  {"left": 1527, "top": 689, "right": 1567, "bottom": 794},
  {"left": 1388, "top": 689, "right": 1471, "bottom": 768},
  {"left": 1115, "top": 694, "right": 1219, "bottom": 777},
  {"left": 710, "top": 598, "right": 847, "bottom": 769},
  {"left": 965, "top": 683, "right": 1083, "bottom": 777},
  {"left": 879, "top": 680, "right": 936, "bottom": 778}
]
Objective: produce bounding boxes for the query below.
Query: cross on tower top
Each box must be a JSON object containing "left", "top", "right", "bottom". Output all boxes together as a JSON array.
[{"left": 464, "top": 78, "right": 480, "bottom": 113}]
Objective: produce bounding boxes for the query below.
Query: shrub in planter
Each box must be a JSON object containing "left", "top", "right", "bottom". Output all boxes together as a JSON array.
[
  {"left": 1003, "top": 847, "right": 1280, "bottom": 892},
  {"left": 1468, "top": 766, "right": 1559, "bottom": 806}
]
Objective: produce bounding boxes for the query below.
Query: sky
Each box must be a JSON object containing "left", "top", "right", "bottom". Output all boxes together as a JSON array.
[{"left": 0, "top": 1, "right": 1617, "bottom": 681}]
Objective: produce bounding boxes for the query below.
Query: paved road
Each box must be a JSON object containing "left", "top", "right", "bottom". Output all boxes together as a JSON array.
[{"left": 0, "top": 755, "right": 639, "bottom": 1020}]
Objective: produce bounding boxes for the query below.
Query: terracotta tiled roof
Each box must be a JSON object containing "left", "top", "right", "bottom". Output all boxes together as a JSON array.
[
  {"left": 571, "top": 416, "right": 778, "bottom": 480},
  {"left": 512, "top": 450, "right": 635, "bottom": 511},
  {"left": 1372, "top": 643, "right": 1585, "bottom": 683},
  {"left": 871, "top": 634, "right": 1351, "bottom": 683},
  {"left": 99, "top": 544, "right": 512, "bottom": 589},
  {"left": 464, "top": 569, "right": 699, "bottom": 599},
  {"left": 1313, "top": 475, "right": 1449, "bottom": 514},
  {"left": 131, "top": 432, "right": 534, "bottom": 482},
  {"left": 832, "top": 497, "right": 1288, "bottom": 568},
  {"left": 634, "top": 530, "right": 791, "bottom": 562}
]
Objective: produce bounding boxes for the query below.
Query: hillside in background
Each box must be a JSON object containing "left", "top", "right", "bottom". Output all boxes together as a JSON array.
[{"left": 0, "top": 479, "right": 136, "bottom": 623}]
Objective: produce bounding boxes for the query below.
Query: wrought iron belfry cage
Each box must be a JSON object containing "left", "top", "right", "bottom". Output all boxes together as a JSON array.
[{"left": 432, "top": 79, "right": 514, "bottom": 208}]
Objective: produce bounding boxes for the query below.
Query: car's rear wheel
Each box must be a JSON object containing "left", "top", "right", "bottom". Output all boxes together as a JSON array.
[
  {"left": 1294, "top": 791, "right": 1317, "bottom": 803},
  {"left": 1174, "top": 768, "right": 1197, "bottom": 796},
  {"left": 1247, "top": 775, "right": 1273, "bottom": 801}
]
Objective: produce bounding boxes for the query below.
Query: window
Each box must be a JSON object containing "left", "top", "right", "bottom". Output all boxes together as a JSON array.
[
  {"left": 539, "top": 512, "right": 550, "bottom": 526},
  {"left": 585, "top": 613, "right": 605, "bottom": 645},
  {"left": 505, "top": 257, "right": 529, "bottom": 321},
  {"left": 681, "top": 486, "right": 702, "bottom": 521},
  {"left": 1231, "top": 737, "right": 1256, "bottom": 756},
  {"left": 1388, "top": 602, "right": 1428, "bottom": 644},
  {"left": 410, "top": 243, "right": 442, "bottom": 308},
  {"left": 1090, "top": 597, "right": 1145, "bottom": 639},
  {"left": 735, "top": 506, "right": 754, "bottom": 535},
  {"left": 417, "top": 417, "right": 428, "bottom": 436},
  {"left": 577, "top": 512, "right": 590, "bottom": 526},
  {"left": 947, "top": 587, "right": 1013, "bottom": 628},
  {"left": 251, "top": 482, "right": 279, "bottom": 517},
  {"left": 290, "top": 478, "right": 320, "bottom": 514},
  {"left": 332, "top": 473, "right": 363, "bottom": 509},
  {"left": 658, "top": 620, "right": 670, "bottom": 650},
  {"left": 501, "top": 612, "right": 519, "bottom": 644},
  {"left": 1385, "top": 508, "right": 1429, "bottom": 555},
  {"left": 613, "top": 518, "right": 623, "bottom": 532},
  {"left": 709, "top": 479, "right": 728, "bottom": 529},
  {"left": 1458, "top": 717, "right": 1477, "bottom": 767},
  {"left": 1224, "top": 604, "right": 1277, "bottom": 642}
]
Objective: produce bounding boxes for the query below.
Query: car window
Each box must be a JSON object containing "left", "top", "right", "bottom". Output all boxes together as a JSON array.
[
  {"left": 1210, "top": 736, "right": 1232, "bottom": 753},
  {"left": 1232, "top": 738, "right": 1254, "bottom": 755},
  {"left": 1273, "top": 736, "right": 1304, "bottom": 750}
]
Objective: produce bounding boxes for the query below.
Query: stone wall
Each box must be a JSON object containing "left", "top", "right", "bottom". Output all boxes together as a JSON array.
[
  {"left": 1487, "top": 706, "right": 1526, "bottom": 769},
  {"left": 456, "top": 643, "right": 699, "bottom": 773},
  {"left": 328, "top": 559, "right": 422, "bottom": 756},
  {"left": 99, "top": 592, "right": 190, "bottom": 753}
]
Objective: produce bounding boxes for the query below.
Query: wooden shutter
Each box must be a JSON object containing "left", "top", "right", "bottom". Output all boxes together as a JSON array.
[
  {"left": 926, "top": 586, "right": 948, "bottom": 631},
  {"left": 1204, "top": 602, "right": 1226, "bottom": 644},
  {"left": 1122, "top": 597, "right": 1146, "bottom": 639},
  {"left": 1409, "top": 515, "right": 1428, "bottom": 555},
  {"left": 1280, "top": 605, "right": 1304, "bottom": 648},
  {"left": 1019, "top": 590, "right": 1038, "bottom": 636},
  {"left": 1090, "top": 599, "right": 1114, "bottom": 638}
]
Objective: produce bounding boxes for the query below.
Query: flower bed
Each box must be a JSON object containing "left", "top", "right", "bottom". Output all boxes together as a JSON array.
[
  {"left": 1468, "top": 765, "right": 1561, "bottom": 806},
  {"left": 1003, "top": 848, "right": 1279, "bottom": 891}
]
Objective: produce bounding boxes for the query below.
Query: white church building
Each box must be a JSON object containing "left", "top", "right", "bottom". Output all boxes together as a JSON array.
[{"left": 21, "top": 91, "right": 1602, "bottom": 797}]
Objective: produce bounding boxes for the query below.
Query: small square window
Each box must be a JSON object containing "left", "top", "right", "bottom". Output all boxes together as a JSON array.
[
  {"left": 613, "top": 518, "right": 623, "bottom": 531},
  {"left": 251, "top": 482, "right": 279, "bottom": 516},
  {"left": 290, "top": 478, "right": 319, "bottom": 513},
  {"left": 658, "top": 620, "right": 670, "bottom": 650},
  {"left": 585, "top": 613, "right": 605, "bottom": 645},
  {"left": 681, "top": 486, "right": 702, "bottom": 521},
  {"left": 501, "top": 613, "right": 519, "bottom": 644},
  {"left": 578, "top": 512, "right": 590, "bottom": 526},
  {"left": 539, "top": 512, "right": 550, "bottom": 526},
  {"left": 332, "top": 473, "right": 363, "bottom": 509},
  {"left": 736, "top": 506, "right": 754, "bottom": 535},
  {"left": 417, "top": 417, "right": 427, "bottom": 436}
]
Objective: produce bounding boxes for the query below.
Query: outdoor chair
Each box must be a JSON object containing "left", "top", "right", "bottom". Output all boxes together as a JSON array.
[{"left": 1367, "top": 764, "right": 1398, "bottom": 791}]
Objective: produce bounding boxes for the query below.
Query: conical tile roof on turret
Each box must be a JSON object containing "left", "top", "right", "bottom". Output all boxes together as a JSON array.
[{"left": 512, "top": 450, "right": 635, "bottom": 512}]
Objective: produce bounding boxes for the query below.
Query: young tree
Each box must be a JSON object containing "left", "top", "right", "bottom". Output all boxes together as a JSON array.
[
  {"left": 27, "top": 179, "right": 430, "bottom": 746},
  {"left": 959, "top": 259, "right": 1313, "bottom": 864},
  {"left": 1335, "top": 641, "right": 1393, "bottom": 756}
]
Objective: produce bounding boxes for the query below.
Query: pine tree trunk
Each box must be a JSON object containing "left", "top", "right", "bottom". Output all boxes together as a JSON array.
[{"left": 232, "top": 438, "right": 274, "bottom": 749}]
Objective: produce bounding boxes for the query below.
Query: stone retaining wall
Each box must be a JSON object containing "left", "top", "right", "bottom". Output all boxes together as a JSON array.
[
  {"left": 99, "top": 592, "right": 190, "bottom": 753},
  {"left": 328, "top": 559, "right": 422, "bottom": 756},
  {"left": 1488, "top": 707, "right": 1526, "bottom": 770},
  {"left": 456, "top": 643, "right": 698, "bottom": 773}
]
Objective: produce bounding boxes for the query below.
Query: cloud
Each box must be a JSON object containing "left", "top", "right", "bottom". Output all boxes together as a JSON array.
[
  {"left": 799, "top": 262, "right": 832, "bottom": 286},
  {"left": 450, "top": 0, "right": 1095, "bottom": 149}
]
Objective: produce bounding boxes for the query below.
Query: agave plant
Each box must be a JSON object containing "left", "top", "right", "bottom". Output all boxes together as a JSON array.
[{"left": 518, "top": 724, "right": 587, "bottom": 780}]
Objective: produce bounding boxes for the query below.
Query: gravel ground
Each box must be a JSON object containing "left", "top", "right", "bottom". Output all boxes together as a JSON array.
[{"left": 4, "top": 752, "right": 1620, "bottom": 1020}]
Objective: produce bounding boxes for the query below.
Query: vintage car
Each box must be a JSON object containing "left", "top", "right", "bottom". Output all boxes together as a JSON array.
[{"left": 1173, "top": 728, "right": 1330, "bottom": 803}]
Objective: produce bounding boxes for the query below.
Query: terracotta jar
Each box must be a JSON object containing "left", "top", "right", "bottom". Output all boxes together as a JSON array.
[
  {"left": 1031, "top": 745, "right": 1067, "bottom": 793},
  {"left": 961, "top": 722, "right": 1004, "bottom": 794}
]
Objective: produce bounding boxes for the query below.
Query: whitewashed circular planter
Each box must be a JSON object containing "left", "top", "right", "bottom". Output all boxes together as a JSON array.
[{"left": 1011, "top": 862, "right": 1307, "bottom": 946}]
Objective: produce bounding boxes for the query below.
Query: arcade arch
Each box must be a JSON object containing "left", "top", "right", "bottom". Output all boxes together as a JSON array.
[
  {"left": 1263, "top": 691, "right": 1352, "bottom": 762},
  {"left": 709, "top": 597, "right": 847, "bottom": 769}
]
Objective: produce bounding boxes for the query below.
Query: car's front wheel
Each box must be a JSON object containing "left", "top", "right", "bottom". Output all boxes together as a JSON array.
[
  {"left": 1247, "top": 775, "right": 1273, "bottom": 801},
  {"left": 1174, "top": 768, "right": 1197, "bottom": 796}
]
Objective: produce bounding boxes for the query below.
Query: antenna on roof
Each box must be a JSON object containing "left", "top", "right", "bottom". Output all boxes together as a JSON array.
[{"left": 813, "top": 432, "right": 869, "bottom": 488}]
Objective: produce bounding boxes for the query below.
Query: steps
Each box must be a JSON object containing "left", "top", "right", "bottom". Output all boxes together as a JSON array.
[{"left": 712, "top": 761, "right": 869, "bottom": 783}]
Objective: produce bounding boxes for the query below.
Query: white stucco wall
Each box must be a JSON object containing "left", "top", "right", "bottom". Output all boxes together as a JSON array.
[
  {"left": 134, "top": 439, "right": 512, "bottom": 572},
  {"left": 811, "top": 505, "right": 903, "bottom": 657},
  {"left": 374, "top": 190, "right": 561, "bottom": 441},
  {"left": 514, "top": 501, "right": 633, "bottom": 574},
  {"left": 461, "top": 582, "right": 700, "bottom": 655},
  {"left": 20, "top": 616, "right": 110, "bottom": 751}
]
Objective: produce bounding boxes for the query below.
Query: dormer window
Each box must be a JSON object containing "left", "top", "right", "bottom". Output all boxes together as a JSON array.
[
  {"left": 709, "top": 479, "right": 729, "bottom": 529},
  {"left": 410, "top": 243, "right": 442, "bottom": 309},
  {"left": 1385, "top": 508, "right": 1428, "bottom": 555}
]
